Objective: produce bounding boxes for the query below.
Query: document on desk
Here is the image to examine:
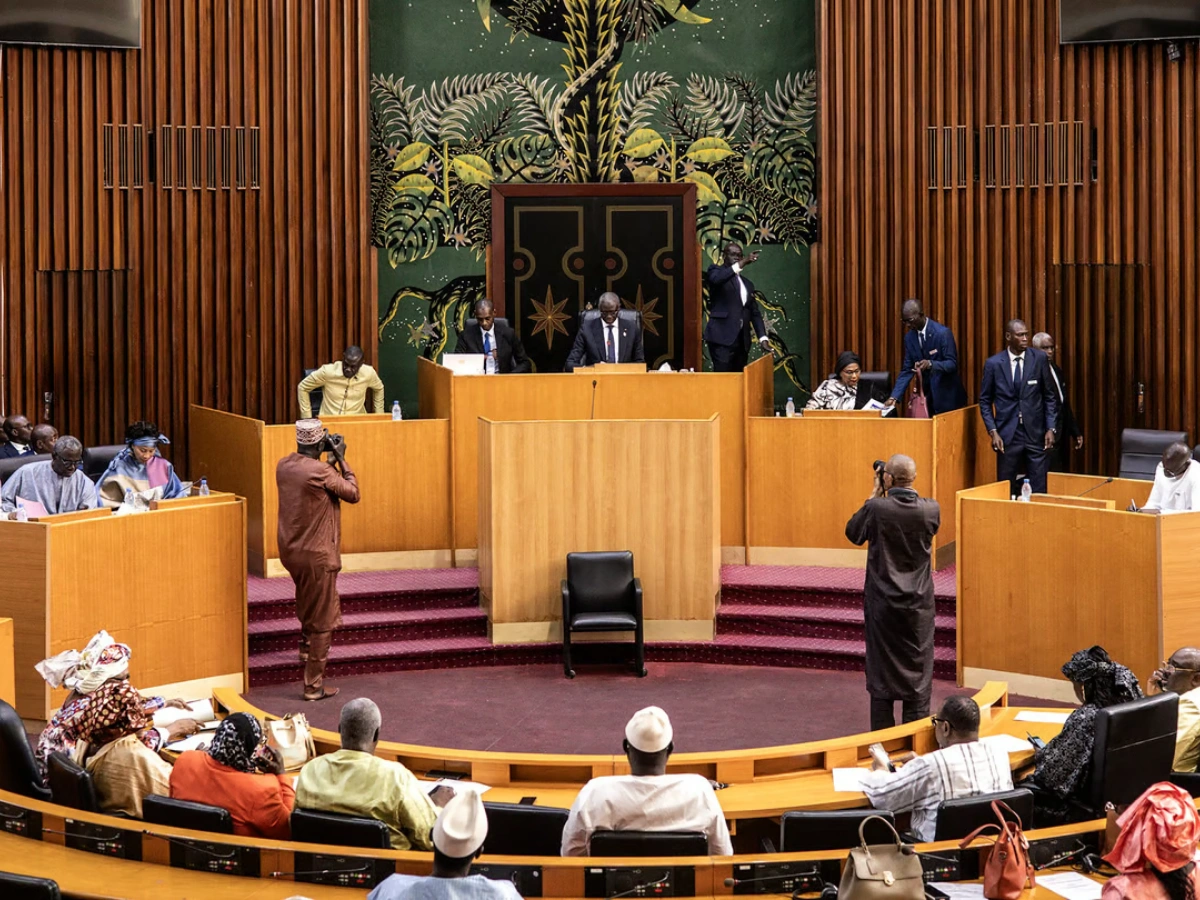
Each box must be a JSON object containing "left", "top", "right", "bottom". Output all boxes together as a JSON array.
[
  {"left": 424, "top": 779, "right": 491, "bottom": 796},
  {"left": 1037, "top": 872, "right": 1104, "bottom": 900},
  {"left": 980, "top": 734, "right": 1037, "bottom": 755},
  {"left": 832, "top": 768, "right": 873, "bottom": 792},
  {"left": 927, "top": 883, "right": 986, "bottom": 900},
  {"left": 165, "top": 731, "right": 216, "bottom": 752},
  {"left": 1014, "top": 711, "right": 1071, "bottom": 724},
  {"left": 154, "top": 699, "right": 217, "bottom": 728}
]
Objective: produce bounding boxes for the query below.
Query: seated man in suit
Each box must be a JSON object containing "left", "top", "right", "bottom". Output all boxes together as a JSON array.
[
  {"left": 564, "top": 292, "right": 645, "bottom": 372},
  {"left": 704, "top": 242, "right": 772, "bottom": 373},
  {"left": 560, "top": 706, "right": 732, "bottom": 856},
  {"left": 295, "top": 697, "right": 450, "bottom": 849},
  {"left": 1146, "top": 647, "right": 1200, "bottom": 773},
  {"left": 1, "top": 436, "right": 98, "bottom": 518},
  {"left": 297, "top": 346, "right": 386, "bottom": 418},
  {"left": 454, "top": 299, "right": 530, "bottom": 374},
  {"left": 885, "top": 299, "right": 968, "bottom": 414},
  {"left": 1129, "top": 442, "right": 1200, "bottom": 514},
  {"left": 978, "top": 318, "right": 1059, "bottom": 494},
  {"left": 0, "top": 414, "right": 33, "bottom": 459},
  {"left": 861, "top": 695, "right": 1012, "bottom": 842},
  {"left": 30, "top": 423, "right": 58, "bottom": 455}
]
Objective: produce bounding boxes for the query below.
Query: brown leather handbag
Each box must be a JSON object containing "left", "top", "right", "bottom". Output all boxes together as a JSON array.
[
  {"left": 958, "top": 800, "right": 1036, "bottom": 900},
  {"left": 839, "top": 816, "right": 926, "bottom": 900}
]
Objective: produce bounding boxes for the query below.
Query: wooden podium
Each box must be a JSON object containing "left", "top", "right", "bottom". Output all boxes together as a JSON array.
[
  {"left": 957, "top": 473, "right": 1200, "bottom": 700},
  {"left": 478, "top": 417, "right": 720, "bottom": 644}
]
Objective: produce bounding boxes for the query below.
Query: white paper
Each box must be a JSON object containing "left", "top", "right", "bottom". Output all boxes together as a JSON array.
[
  {"left": 164, "top": 732, "right": 215, "bottom": 752},
  {"left": 980, "top": 734, "right": 1037, "bottom": 755},
  {"left": 1014, "top": 711, "right": 1071, "bottom": 724},
  {"left": 154, "top": 699, "right": 216, "bottom": 728},
  {"left": 831, "top": 768, "right": 872, "bottom": 793},
  {"left": 862, "top": 399, "right": 888, "bottom": 411},
  {"left": 423, "top": 778, "right": 491, "bottom": 796},
  {"left": 1037, "top": 872, "right": 1104, "bottom": 900},
  {"left": 928, "top": 883, "right": 986, "bottom": 900}
]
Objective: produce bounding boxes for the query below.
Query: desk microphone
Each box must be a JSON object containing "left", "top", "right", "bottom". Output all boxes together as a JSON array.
[
  {"left": 608, "top": 873, "right": 670, "bottom": 899},
  {"left": 1077, "top": 476, "right": 1114, "bottom": 497},
  {"left": 271, "top": 863, "right": 372, "bottom": 879},
  {"left": 723, "top": 869, "right": 823, "bottom": 890},
  {"left": 591, "top": 379, "right": 598, "bottom": 420}
]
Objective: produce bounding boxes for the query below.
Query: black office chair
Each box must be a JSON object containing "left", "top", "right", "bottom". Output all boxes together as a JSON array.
[
  {"left": 0, "top": 872, "right": 61, "bottom": 900},
  {"left": 1119, "top": 429, "right": 1190, "bottom": 480},
  {"left": 0, "top": 453, "right": 50, "bottom": 485},
  {"left": 82, "top": 445, "right": 125, "bottom": 483},
  {"left": 301, "top": 367, "right": 324, "bottom": 417},
  {"left": 481, "top": 802, "right": 569, "bottom": 856},
  {"left": 780, "top": 809, "right": 896, "bottom": 851},
  {"left": 1194, "top": 444, "right": 1200, "bottom": 464},
  {"left": 46, "top": 752, "right": 99, "bottom": 813},
  {"left": 291, "top": 808, "right": 391, "bottom": 849},
  {"left": 580, "top": 308, "right": 642, "bottom": 327},
  {"left": 1170, "top": 771, "right": 1200, "bottom": 797},
  {"left": 933, "top": 788, "right": 1034, "bottom": 841},
  {"left": 465, "top": 316, "right": 511, "bottom": 331},
  {"left": 589, "top": 830, "right": 707, "bottom": 857},
  {"left": 1078, "top": 693, "right": 1179, "bottom": 816},
  {"left": 561, "top": 550, "right": 645, "bottom": 679},
  {"left": 0, "top": 699, "right": 50, "bottom": 801},
  {"left": 142, "top": 795, "right": 234, "bottom": 834}
]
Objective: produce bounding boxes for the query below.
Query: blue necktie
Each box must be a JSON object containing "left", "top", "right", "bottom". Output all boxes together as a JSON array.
[
  {"left": 483, "top": 333, "right": 492, "bottom": 373},
  {"left": 606, "top": 325, "right": 615, "bottom": 363}
]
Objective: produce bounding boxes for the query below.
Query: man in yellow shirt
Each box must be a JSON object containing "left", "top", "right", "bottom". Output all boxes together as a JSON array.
[
  {"left": 298, "top": 346, "right": 386, "bottom": 417},
  {"left": 295, "top": 697, "right": 452, "bottom": 848},
  {"left": 1147, "top": 647, "right": 1200, "bottom": 772}
]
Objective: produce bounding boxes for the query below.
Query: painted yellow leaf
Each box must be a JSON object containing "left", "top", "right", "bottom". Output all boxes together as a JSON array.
[
  {"left": 393, "top": 141, "right": 432, "bottom": 172},
  {"left": 685, "top": 136, "right": 735, "bottom": 163},
  {"left": 451, "top": 154, "right": 495, "bottom": 185},
  {"left": 682, "top": 170, "right": 725, "bottom": 203},
  {"left": 395, "top": 173, "right": 436, "bottom": 194},
  {"left": 655, "top": 0, "right": 712, "bottom": 25},
  {"left": 477, "top": 0, "right": 492, "bottom": 32},
  {"left": 623, "top": 128, "right": 666, "bottom": 159},
  {"left": 633, "top": 165, "right": 662, "bottom": 183}
]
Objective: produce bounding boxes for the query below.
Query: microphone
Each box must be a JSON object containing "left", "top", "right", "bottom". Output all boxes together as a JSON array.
[
  {"left": 723, "top": 868, "right": 824, "bottom": 891},
  {"left": 1077, "top": 476, "right": 1114, "bottom": 497},
  {"left": 591, "top": 379, "right": 598, "bottom": 420},
  {"left": 271, "top": 863, "right": 372, "bottom": 879},
  {"left": 608, "top": 873, "right": 670, "bottom": 899}
]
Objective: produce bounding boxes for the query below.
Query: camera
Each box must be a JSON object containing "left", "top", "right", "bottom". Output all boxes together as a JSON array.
[
  {"left": 324, "top": 433, "right": 344, "bottom": 453},
  {"left": 873, "top": 459, "right": 885, "bottom": 473}
]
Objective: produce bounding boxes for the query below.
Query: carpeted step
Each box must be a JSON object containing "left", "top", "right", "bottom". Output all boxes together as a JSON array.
[
  {"left": 720, "top": 586, "right": 956, "bottom": 619},
  {"left": 720, "top": 563, "right": 956, "bottom": 596},
  {"left": 248, "top": 607, "right": 488, "bottom": 654},
  {"left": 247, "top": 568, "right": 479, "bottom": 622},
  {"left": 717, "top": 603, "right": 957, "bottom": 647}
]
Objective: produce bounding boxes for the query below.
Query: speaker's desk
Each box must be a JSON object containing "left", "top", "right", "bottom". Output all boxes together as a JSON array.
[
  {"left": 0, "top": 495, "right": 248, "bottom": 720},
  {"left": 957, "top": 473, "right": 1199, "bottom": 700}
]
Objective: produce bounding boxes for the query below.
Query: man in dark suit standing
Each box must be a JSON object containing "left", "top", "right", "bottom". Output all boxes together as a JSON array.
[
  {"left": 453, "top": 299, "right": 531, "bottom": 374},
  {"left": 979, "top": 318, "right": 1060, "bottom": 494},
  {"left": 1031, "top": 332, "right": 1083, "bottom": 472},
  {"left": 563, "top": 292, "right": 645, "bottom": 372},
  {"left": 704, "top": 243, "right": 772, "bottom": 373},
  {"left": 884, "top": 299, "right": 968, "bottom": 414}
]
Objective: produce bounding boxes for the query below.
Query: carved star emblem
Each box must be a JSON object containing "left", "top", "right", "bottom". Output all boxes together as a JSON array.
[
  {"left": 623, "top": 285, "right": 662, "bottom": 337},
  {"left": 529, "top": 287, "right": 572, "bottom": 349}
]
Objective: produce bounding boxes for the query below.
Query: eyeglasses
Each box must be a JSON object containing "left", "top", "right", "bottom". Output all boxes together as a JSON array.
[
  {"left": 54, "top": 456, "right": 82, "bottom": 472},
  {"left": 1162, "top": 660, "right": 1200, "bottom": 674},
  {"left": 930, "top": 716, "right": 945, "bottom": 726}
]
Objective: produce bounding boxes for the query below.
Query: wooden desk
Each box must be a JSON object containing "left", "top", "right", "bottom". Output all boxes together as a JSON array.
[
  {"left": 479, "top": 418, "right": 720, "bottom": 643},
  {"left": 957, "top": 478, "right": 1200, "bottom": 699},
  {"left": 746, "top": 407, "right": 992, "bottom": 569},
  {"left": 0, "top": 616, "right": 13, "bottom": 707},
  {"left": 0, "top": 495, "right": 248, "bottom": 720}
]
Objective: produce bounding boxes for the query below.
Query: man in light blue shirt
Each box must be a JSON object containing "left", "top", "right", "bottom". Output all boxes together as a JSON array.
[{"left": 368, "top": 789, "right": 522, "bottom": 900}]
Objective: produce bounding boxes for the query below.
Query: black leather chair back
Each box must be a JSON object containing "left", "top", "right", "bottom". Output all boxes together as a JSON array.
[
  {"left": 1170, "top": 771, "right": 1200, "bottom": 796},
  {"left": 1194, "top": 444, "right": 1200, "bottom": 463},
  {"left": 581, "top": 309, "right": 641, "bottom": 327},
  {"left": 1087, "top": 692, "right": 1179, "bottom": 812},
  {"left": 932, "top": 788, "right": 1034, "bottom": 841},
  {"left": 780, "top": 809, "right": 896, "bottom": 852},
  {"left": 142, "top": 795, "right": 234, "bottom": 834},
  {"left": 82, "top": 445, "right": 125, "bottom": 481},
  {"left": 465, "top": 317, "right": 511, "bottom": 331},
  {"left": 589, "top": 830, "right": 707, "bottom": 857},
  {"left": 0, "top": 699, "right": 50, "bottom": 800},
  {"left": 46, "top": 752, "right": 99, "bottom": 813},
  {"left": 566, "top": 551, "right": 636, "bottom": 616},
  {"left": 0, "top": 453, "right": 50, "bottom": 485},
  {"left": 0, "top": 872, "right": 62, "bottom": 900},
  {"left": 291, "top": 808, "right": 391, "bottom": 849},
  {"left": 302, "top": 367, "right": 324, "bottom": 416},
  {"left": 481, "top": 802, "right": 569, "bottom": 856},
  {"left": 1119, "top": 429, "right": 1189, "bottom": 480}
]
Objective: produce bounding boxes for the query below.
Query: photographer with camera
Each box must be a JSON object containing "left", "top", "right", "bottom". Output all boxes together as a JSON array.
[
  {"left": 276, "top": 418, "right": 361, "bottom": 701},
  {"left": 845, "top": 454, "right": 941, "bottom": 730}
]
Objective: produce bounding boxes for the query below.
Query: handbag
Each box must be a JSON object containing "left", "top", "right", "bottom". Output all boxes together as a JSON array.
[
  {"left": 839, "top": 815, "right": 925, "bottom": 900},
  {"left": 906, "top": 368, "right": 931, "bottom": 418},
  {"left": 958, "top": 800, "right": 1035, "bottom": 900},
  {"left": 266, "top": 713, "right": 315, "bottom": 771}
]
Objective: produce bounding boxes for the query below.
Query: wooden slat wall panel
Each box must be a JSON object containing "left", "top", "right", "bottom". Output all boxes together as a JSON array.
[
  {"left": 814, "top": 0, "right": 1200, "bottom": 475},
  {"left": 0, "top": 0, "right": 373, "bottom": 472}
]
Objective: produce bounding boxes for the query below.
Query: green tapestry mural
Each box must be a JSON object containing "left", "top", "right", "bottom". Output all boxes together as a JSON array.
[{"left": 369, "top": 0, "right": 816, "bottom": 410}]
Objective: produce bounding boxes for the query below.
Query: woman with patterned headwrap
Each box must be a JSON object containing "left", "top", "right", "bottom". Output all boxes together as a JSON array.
[
  {"left": 1022, "top": 645, "right": 1142, "bottom": 822},
  {"left": 95, "top": 420, "right": 186, "bottom": 507},
  {"left": 169, "top": 713, "right": 295, "bottom": 839},
  {"left": 1103, "top": 782, "right": 1200, "bottom": 900}
]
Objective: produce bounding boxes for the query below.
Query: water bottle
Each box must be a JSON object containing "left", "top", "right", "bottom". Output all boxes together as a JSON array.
[
  {"left": 1019, "top": 478, "right": 1032, "bottom": 502},
  {"left": 124, "top": 488, "right": 134, "bottom": 507},
  {"left": 392, "top": 400, "right": 403, "bottom": 421},
  {"left": 13, "top": 501, "right": 28, "bottom": 522},
  {"left": 785, "top": 397, "right": 796, "bottom": 418},
  {"left": 198, "top": 478, "right": 210, "bottom": 497}
]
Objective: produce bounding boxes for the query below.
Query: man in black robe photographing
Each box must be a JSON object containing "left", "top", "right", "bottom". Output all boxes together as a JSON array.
[{"left": 846, "top": 454, "right": 941, "bottom": 730}]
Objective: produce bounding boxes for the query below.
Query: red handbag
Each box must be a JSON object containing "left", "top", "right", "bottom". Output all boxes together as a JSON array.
[
  {"left": 906, "top": 368, "right": 930, "bottom": 418},
  {"left": 958, "top": 800, "right": 1035, "bottom": 900}
]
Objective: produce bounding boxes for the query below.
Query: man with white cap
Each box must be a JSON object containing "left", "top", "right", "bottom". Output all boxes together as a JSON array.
[
  {"left": 275, "top": 418, "right": 360, "bottom": 701},
  {"left": 560, "top": 706, "right": 732, "bottom": 856},
  {"left": 367, "top": 790, "right": 521, "bottom": 900}
]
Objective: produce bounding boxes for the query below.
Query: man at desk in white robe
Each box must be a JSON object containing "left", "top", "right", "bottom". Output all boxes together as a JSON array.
[
  {"left": 1, "top": 436, "right": 99, "bottom": 519},
  {"left": 1130, "top": 442, "right": 1200, "bottom": 514}
]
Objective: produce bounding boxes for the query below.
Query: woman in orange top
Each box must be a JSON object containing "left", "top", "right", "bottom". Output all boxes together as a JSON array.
[
  {"left": 1103, "top": 782, "right": 1200, "bottom": 900},
  {"left": 169, "top": 713, "right": 295, "bottom": 839}
]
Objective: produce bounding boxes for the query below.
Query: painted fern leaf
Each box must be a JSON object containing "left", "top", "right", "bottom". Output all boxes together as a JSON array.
[
  {"left": 619, "top": 71, "right": 677, "bottom": 135},
  {"left": 417, "top": 73, "right": 511, "bottom": 145},
  {"left": 509, "top": 73, "right": 558, "bottom": 136},
  {"left": 765, "top": 70, "right": 817, "bottom": 135},
  {"left": 686, "top": 74, "right": 745, "bottom": 139},
  {"left": 370, "top": 74, "right": 419, "bottom": 146}
]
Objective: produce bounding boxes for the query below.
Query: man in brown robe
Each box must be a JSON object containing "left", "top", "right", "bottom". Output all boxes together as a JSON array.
[
  {"left": 276, "top": 418, "right": 361, "bottom": 701},
  {"left": 845, "top": 454, "right": 941, "bottom": 730}
]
